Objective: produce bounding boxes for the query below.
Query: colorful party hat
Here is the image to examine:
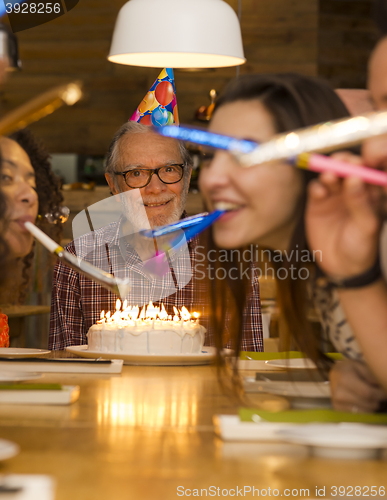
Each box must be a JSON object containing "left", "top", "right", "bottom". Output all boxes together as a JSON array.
[{"left": 130, "top": 68, "right": 179, "bottom": 127}]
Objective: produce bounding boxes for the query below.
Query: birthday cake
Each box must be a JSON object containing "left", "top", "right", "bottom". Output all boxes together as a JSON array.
[{"left": 87, "top": 301, "right": 206, "bottom": 355}]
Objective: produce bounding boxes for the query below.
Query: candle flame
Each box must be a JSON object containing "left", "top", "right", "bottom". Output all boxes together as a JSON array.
[
  {"left": 181, "top": 306, "right": 191, "bottom": 321},
  {"left": 97, "top": 301, "right": 200, "bottom": 326},
  {"left": 159, "top": 303, "right": 168, "bottom": 320}
]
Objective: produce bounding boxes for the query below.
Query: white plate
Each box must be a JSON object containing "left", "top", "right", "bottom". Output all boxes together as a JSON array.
[
  {"left": 279, "top": 423, "right": 387, "bottom": 459},
  {"left": 243, "top": 379, "right": 331, "bottom": 409},
  {"left": 265, "top": 358, "right": 317, "bottom": 370},
  {"left": 0, "top": 385, "right": 80, "bottom": 405},
  {"left": 0, "top": 438, "right": 19, "bottom": 460},
  {"left": 0, "top": 348, "right": 51, "bottom": 358},
  {"left": 66, "top": 345, "right": 218, "bottom": 366},
  {"left": 0, "top": 371, "right": 41, "bottom": 382},
  {"left": 213, "top": 415, "right": 296, "bottom": 442}
]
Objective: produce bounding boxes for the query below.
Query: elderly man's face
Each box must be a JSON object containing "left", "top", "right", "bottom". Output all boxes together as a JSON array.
[{"left": 106, "top": 131, "right": 190, "bottom": 228}]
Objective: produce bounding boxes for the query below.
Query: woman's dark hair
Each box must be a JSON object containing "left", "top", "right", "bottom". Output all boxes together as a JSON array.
[
  {"left": 207, "top": 73, "right": 350, "bottom": 373},
  {"left": 6, "top": 130, "right": 64, "bottom": 303}
]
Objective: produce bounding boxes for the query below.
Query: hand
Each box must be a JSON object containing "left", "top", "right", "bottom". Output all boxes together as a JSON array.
[
  {"left": 305, "top": 152, "right": 382, "bottom": 279},
  {"left": 329, "top": 359, "right": 387, "bottom": 413},
  {"left": 362, "top": 134, "right": 387, "bottom": 173}
]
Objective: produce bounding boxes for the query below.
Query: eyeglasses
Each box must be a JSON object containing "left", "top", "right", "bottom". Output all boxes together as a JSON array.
[{"left": 113, "top": 164, "right": 184, "bottom": 189}]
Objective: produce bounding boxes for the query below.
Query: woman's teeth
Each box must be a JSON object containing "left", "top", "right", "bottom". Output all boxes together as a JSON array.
[{"left": 213, "top": 202, "right": 241, "bottom": 211}]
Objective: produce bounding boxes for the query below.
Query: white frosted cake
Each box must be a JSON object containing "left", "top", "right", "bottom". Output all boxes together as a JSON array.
[{"left": 87, "top": 301, "right": 206, "bottom": 355}]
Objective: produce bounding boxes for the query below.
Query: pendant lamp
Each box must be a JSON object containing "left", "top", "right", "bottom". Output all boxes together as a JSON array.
[{"left": 108, "top": 0, "right": 245, "bottom": 69}]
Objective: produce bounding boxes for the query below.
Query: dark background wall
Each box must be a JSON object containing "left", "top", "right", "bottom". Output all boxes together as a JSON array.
[
  {"left": 0, "top": 0, "right": 379, "bottom": 155},
  {"left": 318, "top": 0, "right": 379, "bottom": 88}
]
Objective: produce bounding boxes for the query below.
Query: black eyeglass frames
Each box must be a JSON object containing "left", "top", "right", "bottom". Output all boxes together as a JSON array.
[{"left": 113, "top": 164, "right": 184, "bottom": 189}]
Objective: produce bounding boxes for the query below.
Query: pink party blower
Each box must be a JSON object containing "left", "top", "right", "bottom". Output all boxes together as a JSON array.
[{"left": 297, "top": 153, "right": 387, "bottom": 186}]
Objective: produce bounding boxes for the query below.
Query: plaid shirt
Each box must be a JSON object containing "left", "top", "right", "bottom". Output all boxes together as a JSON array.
[{"left": 49, "top": 218, "right": 263, "bottom": 351}]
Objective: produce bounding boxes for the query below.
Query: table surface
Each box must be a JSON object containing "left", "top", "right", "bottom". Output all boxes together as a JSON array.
[
  {"left": 0, "top": 355, "right": 386, "bottom": 500},
  {"left": 1, "top": 305, "right": 51, "bottom": 318}
]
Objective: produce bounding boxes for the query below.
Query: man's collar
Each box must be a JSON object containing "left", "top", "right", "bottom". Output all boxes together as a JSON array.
[{"left": 112, "top": 211, "right": 190, "bottom": 261}]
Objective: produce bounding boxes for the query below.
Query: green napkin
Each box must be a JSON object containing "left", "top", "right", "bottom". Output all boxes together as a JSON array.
[
  {"left": 240, "top": 351, "right": 344, "bottom": 361},
  {"left": 239, "top": 408, "right": 387, "bottom": 425},
  {"left": 0, "top": 383, "right": 63, "bottom": 391}
]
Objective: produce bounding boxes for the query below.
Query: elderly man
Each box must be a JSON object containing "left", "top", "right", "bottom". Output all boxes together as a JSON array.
[{"left": 49, "top": 122, "right": 263, "bottom": 350}]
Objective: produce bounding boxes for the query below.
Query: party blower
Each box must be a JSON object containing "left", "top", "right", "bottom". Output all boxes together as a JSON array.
[
  {"left": 25, "top": 222, "right": 131, "bottom": 298},
  {"left": 140, "top": 208, "right": 229, "bottom": 277},
  {"left": 155, "top": 112, "right": 387, "bottom": 186},
  {"left": 140, "top": 209, "right": 226, "bottom": 239}
]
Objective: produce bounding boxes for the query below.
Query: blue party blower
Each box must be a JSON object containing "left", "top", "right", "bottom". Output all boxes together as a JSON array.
[
  {"left": 140, "top": 210, "right": 224, "bottom": 239},
  {"left": 141, "top": 210, "right": 225, "bottom": 277}
]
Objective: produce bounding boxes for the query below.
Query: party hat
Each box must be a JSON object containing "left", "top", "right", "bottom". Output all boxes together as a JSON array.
[{"left": 130, "top": 68, "right": 179, "bottom": 127}]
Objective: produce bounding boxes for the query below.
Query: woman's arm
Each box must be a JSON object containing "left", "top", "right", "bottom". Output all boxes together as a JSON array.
[{"left": 306, "top": 154, "right": 387, "bottom": 391}]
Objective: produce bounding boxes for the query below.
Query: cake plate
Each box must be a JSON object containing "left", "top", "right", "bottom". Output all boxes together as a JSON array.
[{"left": 66, "top": 345, "right": 219, "bottom": 366}]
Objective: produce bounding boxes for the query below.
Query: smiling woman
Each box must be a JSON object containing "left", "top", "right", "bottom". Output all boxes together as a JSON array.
[{"left": 198, "top": 73, "right": 352, "bottom": 374}]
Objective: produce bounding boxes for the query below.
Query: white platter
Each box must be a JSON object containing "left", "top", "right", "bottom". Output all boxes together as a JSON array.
[
  {"left": 279, "top": 423, "right": 387, "bottom": 459},
  {"left": 0, "top": 348, "right": 51, "bottom": 358},
  {"left": 0, "top": 359, "right": 123, "bottom": 374},
  {"left": 0, "top": 474, "right": 55, "bottom": 500},
  {"left": 237, "top": 359, "right": 287, "bottom": 371},
  {"left": 66, "top": 345, "right": 218, "bottom": 366},
  {"left": 0, "top": 439, "right": 19, "bottom": 460},
  {"left": 213, "top": 415, "right": 296, "bottom": 442},
  {"left": 265, "top": 358, "right": 317, "bottom": 370},
  {"left": 0, "top": 371, "right": 41, "bottom": 382},
  {"left": 243, "top": 379, "right": 331, "bottom": 409}
]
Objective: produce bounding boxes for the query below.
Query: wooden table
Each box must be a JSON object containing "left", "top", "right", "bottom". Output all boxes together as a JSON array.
[
  {"left": 1, "top": 305, "right": 51, "bottom": 347},
  {"left": 0, "top": 358, "right": 386, "bottom": 499}
]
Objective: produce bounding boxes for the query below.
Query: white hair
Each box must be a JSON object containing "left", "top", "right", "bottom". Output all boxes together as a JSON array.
[{"left": 105, "top": 121, "right": 192, "bottom": 189}]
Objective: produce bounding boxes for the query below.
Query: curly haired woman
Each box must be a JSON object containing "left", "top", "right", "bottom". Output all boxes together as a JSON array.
[{"left": 0, "top": 129, "right": 63, "bottom": 346}]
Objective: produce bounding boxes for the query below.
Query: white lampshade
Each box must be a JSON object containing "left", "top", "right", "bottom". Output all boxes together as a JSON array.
[{"left": 108, "top": 0, "right": 246, "bottom": 68}]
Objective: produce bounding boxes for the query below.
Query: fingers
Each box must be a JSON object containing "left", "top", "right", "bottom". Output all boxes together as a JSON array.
[
  {"left": 342, "top": 177, "right": 381, "bottom": 236},
  {"left": 352, "top": 359, "right": 381, "bottom": 386},
  {"left": 331, "top": 151, "right": 364, "bottom": 165},
  {"left": 307, "top": 173, "right": 342, "bottom": 203},
  {"left": 330, "top": 360, "right": 383, "bottom": 413},
  {"left": 308, "top": 171, "right": 380, "bottom": 225},
  {"left": 307, "top": 179, "right": 329, "bottom": 201},
  {"left": 362, "top": 134, "right": 387, "bottom": 170},
  {"left": 330, "top": 360, "right": 387, "bottom": 413},
  {"left": 318, "top": 172, "right": 342, "bottom": 194}
]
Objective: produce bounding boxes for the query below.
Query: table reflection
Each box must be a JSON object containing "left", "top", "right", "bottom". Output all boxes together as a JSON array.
[{"left": 95, "top": 373, "right": 200, "bottom": 429}]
